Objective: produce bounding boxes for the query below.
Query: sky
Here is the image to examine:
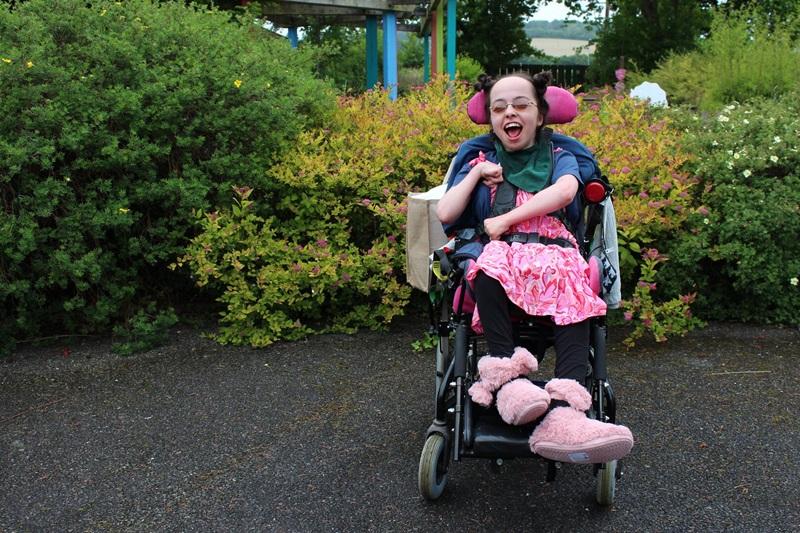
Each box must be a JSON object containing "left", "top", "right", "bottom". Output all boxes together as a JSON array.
[{"left": 531, "top": 2, "right": 573, "bottom": 21}]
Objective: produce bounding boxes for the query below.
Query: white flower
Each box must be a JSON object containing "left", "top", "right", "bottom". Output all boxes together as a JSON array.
[
  {"left": 742, "top": 169, "right": 752, "bottom": 178},
  {"left": 790, "top": 277, "right": 799, "bottom": 286},
  {"left": 727, "top": 150, "right": 734, "bottom": 155},
  {"left": 770, "top": 155, "right": 779, "bottom": 163},
  {"left": 711, "top": 140, "right": 719, "bottom": 146},
  {"left": 703, "top": 218, "right": 710, "bottom": 225},
  {"left": 743, "top": 119, "right": 749, "bottom": 125},
  {"left": 727, "top": 162, "right": 734, "bottom": 169},
  {"left": 733, "top": 152, "right": 740, "bottom": 160},
  {"left": 773, "top": 136, "right": 781, "bottom": 143},
  {"left": 718, "top": 115, "right": 730, "bottom": 123},
  {"left": 725, "top": 104, "right": 736, "bottom": 111}
]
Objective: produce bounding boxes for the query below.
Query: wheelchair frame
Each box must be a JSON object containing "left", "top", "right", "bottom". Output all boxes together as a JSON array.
[{"left": 418, "top": 190, "right": 623, "bottom": 506}]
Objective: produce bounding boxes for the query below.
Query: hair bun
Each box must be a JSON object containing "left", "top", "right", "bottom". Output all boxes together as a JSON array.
[
  {"left": 532, "top": 71, "right": 552, "bottom": 91},
  {"left": 474, "top": 73, "right": 494, "bottom": 93}
]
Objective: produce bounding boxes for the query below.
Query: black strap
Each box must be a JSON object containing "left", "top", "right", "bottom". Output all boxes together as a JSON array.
[
  {"left": 491, "top": 179, "right": 517, "bottom": 218},
  {"left": 500, "top": 232, "right": 574, "bottom": 249},
  {"left": 489, "top": 128, "right": 555, "bottom": 219}
]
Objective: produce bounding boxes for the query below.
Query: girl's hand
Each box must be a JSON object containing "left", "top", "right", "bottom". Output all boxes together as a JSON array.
[
  {"left": 483, "top": 215, "right": 510, "bottom": 240},
  {"left": 478, "top": 161, "right": 503, "bottom": 187}
]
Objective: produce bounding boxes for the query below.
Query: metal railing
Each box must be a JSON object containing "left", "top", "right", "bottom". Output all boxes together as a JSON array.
[{"left": 496, "top": 63, "right": 589, "bottom": 88}]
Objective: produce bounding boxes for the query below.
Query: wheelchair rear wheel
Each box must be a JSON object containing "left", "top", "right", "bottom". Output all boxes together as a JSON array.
[
  {"left": 595, "top": 459, "right": 617, "bottom": 505},
  {"left": 418, "top": 433, "right": 448, "bottom": 500}
]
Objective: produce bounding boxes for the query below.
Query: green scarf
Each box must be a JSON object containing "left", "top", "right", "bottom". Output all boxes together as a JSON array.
[{"left": 494, "top": 133, "right": 552, "bottom": 193}]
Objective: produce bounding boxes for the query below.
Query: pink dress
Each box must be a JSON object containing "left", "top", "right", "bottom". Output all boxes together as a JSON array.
[{"left": 465, "top": 188, "right": 606, "bottom": 332}]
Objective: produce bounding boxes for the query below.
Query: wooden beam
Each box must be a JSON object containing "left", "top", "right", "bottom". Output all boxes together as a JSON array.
[
  {"left": 277, "top": 0, "right": 416, "bottom": 13},
  {"left": 418, "top": 0, "right": 440, "bottom": 35},
  {"left": 263, "top": 4, "right": 386, "bottom": 16},
  {"left": 267, "top": 14, "right": 415, "bottom": 29},
  {"left": 398, "top": 23, "right": 419, "bottom": 32}
]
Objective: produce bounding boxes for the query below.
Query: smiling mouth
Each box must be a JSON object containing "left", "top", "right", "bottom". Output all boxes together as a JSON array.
[{"left": 504, "top": 122, "right": 523, "bottom": 141}]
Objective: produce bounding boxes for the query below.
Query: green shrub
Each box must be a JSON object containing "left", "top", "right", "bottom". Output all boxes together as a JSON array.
[
  {"left": 659, "top": 96, "right": 800, "bottom": 324},
  {"left": 558, "top": 91, "right": 698, "bottom": 283},
  {"left": 456, "top": 55, "right": 483, "bottom": 84},
  {"left": 644, "top": 7, "right": 800, "bottom": 110},
  {"left": 176, "top": 77, "right": 485, "bottom": 346},
  {"left": 0, "top": 0, "right": 333, "bottom": 351},
  {"left": 112, "top": 304, "right": 178, "bottom": 356},
  {"left": 301, "top": 25, "right": 371, "bottom": 94},
  {"left": 620, "top": 248, "right": 704, "bottom": 348}
]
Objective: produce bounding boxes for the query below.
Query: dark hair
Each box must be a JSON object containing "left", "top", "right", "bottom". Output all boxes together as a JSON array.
[{"left": 475, "top": 71, "right": 551, "bottom": 127}]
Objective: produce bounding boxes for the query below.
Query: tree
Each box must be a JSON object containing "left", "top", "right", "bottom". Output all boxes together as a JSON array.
[
  {"left": 457, "top": 0, "right": 538, "bottom": 71},
  {"left": 589, "top": 1, "right": 713, "bottom": 82}
]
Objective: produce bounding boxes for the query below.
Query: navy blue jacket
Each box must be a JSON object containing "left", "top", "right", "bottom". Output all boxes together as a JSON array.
[{"left": 442, "top": 132, "right": 602, "bottom": 235}]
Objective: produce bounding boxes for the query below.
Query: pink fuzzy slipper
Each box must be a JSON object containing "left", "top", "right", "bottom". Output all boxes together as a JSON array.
[
  {"left": 468, "top": 347, "right": 538, "bottom": 407},
  {"left": 529, "top": 379, "right": 633, "bottom": 463},
  {"left": 496, "top": 378, "right": 550, "bottom": 425}
]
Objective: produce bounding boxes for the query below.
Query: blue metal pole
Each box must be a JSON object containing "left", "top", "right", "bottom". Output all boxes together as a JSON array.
[
  {"left": 423, "top": 33, "right": 431, "bottom": 83},
  {"left": 447, "top": 0, "right": 456, "bottom": 80},
  {"left": 382, "top": 12, "right": 398, "bottom": 100},
  {"left": 366, "top": 16, "right": 379, "bottom": 89},
  {"left": 288, "top": 27, "right": 298, "bottom": 49}
]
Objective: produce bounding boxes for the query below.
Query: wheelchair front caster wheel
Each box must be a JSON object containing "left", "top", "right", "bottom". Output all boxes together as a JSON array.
[
  {"left": 418, "top": 434, "right": 448, "bottom": 500},
  {"left": 595, "top": 459, "right": 617, "bottom": 506}
]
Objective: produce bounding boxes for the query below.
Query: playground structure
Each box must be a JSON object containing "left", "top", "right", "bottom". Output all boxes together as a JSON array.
[{"left": 260, "top": 0, "right": 459, "bottom": 99}]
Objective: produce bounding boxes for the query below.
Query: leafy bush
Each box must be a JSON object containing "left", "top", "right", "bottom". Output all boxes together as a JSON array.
[
  {"left": 557, "top": 90, "right": 698, "bottom": 283},
  {"left": 0, "top": 0, "right": 333, "bottom": 351},
  {"left": 659, "top": 96, "right": 800, "bottom": 324},
  {"left": 620, "top": 249, "right": 704, "bottom": 348},
  {"left": 642, "top": 7, "right": 800, "bottom": 110},
  {"left": 557, "top": 90, "right": 704, "bottom": 344},
  {"left": 301, "top": 25, "right": 372, "bottom": 94},
  {"left": 112, "top": 304, "right": 178, "bottom": 355},
  {"left": 176, "top": 77, "right": 484, "bottom": 346},
  {"left": 456, "top": 55, "right": 483, "bottom": 84}
]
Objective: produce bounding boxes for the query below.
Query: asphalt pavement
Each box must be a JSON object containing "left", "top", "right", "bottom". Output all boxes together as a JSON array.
[{"left": 2, "top": 318, "right": 799, "bottom": 532}]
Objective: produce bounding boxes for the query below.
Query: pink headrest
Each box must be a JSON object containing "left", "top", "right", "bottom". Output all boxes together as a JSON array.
[{"left": 467, "top": 85, "right": 579, "bottom": 125}]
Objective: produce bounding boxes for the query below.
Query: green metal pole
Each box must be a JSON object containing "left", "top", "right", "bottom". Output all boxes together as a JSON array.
[
  {"left": 423, "top": 33, "right": 430, "bottom": 83},
  {"left": 366, "top": 16, "right": 378, "bottom": 89},
  {"left": 447, "top": 0, "right": 456, "bottom": 80}
]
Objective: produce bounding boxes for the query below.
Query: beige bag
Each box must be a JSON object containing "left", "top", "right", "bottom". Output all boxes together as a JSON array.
[{"left": 405, "top": 184, "right": 449, "bottom": 292}]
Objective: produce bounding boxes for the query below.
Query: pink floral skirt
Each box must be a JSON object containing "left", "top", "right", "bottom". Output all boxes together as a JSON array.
[{"left": 465, "top": 209, "right": 606, "bottom": 331}]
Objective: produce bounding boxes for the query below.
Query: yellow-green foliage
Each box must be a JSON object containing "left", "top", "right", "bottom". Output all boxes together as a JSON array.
[
  {"left": 558, "top": 90, "right": 704, "bottom": 345},
  {"left": 176, "top": 77, "right": 484, "bottom": 346},
  {"left": 557, "top": 90, "right": 698, "bottom": 279}
]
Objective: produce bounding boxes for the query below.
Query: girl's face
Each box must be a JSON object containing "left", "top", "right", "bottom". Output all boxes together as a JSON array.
[{"left": 488, "top": 76, "right": 543, "bottom": 151}]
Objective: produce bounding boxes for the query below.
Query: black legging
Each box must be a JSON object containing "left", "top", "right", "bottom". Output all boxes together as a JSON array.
[{"left": 473, "top": 271, "right": 589, "bottom": 382}]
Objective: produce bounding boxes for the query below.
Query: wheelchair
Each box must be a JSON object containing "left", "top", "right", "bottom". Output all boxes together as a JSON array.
[{"left": 417, "top": 179, "right": 624, "bottom": 506}]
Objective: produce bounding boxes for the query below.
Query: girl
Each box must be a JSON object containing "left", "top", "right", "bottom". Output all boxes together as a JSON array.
[{"left": 436, "top": 72, "right": 633, "bottom": 464}]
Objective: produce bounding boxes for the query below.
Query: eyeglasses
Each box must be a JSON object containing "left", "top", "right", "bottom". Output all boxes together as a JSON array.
[{"left": 490, "top": 97, "right": 537, "bottom": 114}]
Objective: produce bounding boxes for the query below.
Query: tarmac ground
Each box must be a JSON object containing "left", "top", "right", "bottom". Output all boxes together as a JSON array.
[{"left": 2, "top": 318, "right": 799, "bottom": 532}]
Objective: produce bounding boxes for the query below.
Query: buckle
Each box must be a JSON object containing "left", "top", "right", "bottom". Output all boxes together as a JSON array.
[{"left": 503, "top": 232, "right": 539, "bottom": 244}]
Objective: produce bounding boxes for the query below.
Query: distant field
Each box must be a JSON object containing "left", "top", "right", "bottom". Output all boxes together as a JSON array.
[{"left": 531, "top": 38, "right": 595, "bottom": 57}]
